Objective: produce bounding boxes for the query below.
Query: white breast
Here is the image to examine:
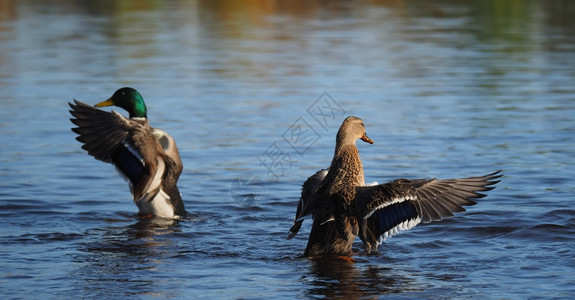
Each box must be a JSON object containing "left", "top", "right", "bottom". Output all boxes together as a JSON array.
[{"left": 137, "top": 189, "right": 175, "bottom": 219}]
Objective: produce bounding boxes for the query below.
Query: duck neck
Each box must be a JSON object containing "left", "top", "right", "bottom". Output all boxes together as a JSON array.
[
  {"left": 329, "top": 142, "right": 365, "bottom": 187},
  {"left": 132, "top": 116, "right": 150, "bottom": 128}
]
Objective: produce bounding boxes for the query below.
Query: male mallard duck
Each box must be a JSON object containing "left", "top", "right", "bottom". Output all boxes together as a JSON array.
[
  {"left": 69, "top": 87, "right": 185, "bottom": 219},
  {"left": 287, "top": 116, "right": 502, "bottom": 256}
]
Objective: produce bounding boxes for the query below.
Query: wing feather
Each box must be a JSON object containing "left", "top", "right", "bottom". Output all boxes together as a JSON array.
[
  {"left": 356, "top": 171, "right": 502, "bottom": 253},
  {"left": 70, "top": 100, "right": 131, "bottom": 162},
  {"left": 69, "top": 100, "right": 160, "bottom": 199},
  {"left": 286, "top": 169, "right": 328, "bottom": 240},
  {"left": 70, "top": 99, "right": 185, "bottom": 217}
]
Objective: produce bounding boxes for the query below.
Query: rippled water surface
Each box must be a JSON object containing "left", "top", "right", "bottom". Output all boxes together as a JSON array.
[{"left": 1, "top": 1, "right": 575, "bottom": 298}]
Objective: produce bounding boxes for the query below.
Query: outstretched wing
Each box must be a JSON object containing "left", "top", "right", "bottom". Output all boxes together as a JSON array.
[
  {"left": 355, "top": 171, "right": 502, "bottom": 253},
  {"left": 69, "top": 100, "right": 160, "bottom": 200},
  {"left": 286, "top": 169, "right": 328, "bottom": 240},
  {"left": 70, "top": 100, "right": 130, "bottom": 163}
]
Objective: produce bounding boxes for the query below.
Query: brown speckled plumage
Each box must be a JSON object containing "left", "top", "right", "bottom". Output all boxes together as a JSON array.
[{"left": 287, "top": 116, "right": 502, "bottom": 257}]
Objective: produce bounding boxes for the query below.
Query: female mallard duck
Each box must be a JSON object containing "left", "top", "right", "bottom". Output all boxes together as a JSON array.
[
  {"left": 287, "top": 116, "right": 502, "bottom": 257},
  {"left": 69, "top": 87, "right": 185, "bottom": 219}
]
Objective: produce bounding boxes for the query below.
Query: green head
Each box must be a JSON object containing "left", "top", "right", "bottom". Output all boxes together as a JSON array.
[{"left": 95, "top": 87, "right": 147, "bottom": 118}]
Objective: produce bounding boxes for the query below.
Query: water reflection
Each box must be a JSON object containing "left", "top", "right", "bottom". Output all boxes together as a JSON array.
[
  {"left": 304, "top": 257, "right": 423, "bottom": 298},
  {"left": 72, "top": 217, "right": 182, "bottom": 297}
]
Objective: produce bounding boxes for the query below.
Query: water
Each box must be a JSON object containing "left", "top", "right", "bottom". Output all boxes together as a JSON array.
[{"left": 1, "top": 0, "right": 574, "bottom": 298}]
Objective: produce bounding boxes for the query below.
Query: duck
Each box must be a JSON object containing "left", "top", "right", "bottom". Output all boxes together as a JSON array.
[
  {"left": 69, "top": 87, "right": 185, "bottom": 219},
  {"left": 287, "top": 116, "right": 502, "bottom": 257}
]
